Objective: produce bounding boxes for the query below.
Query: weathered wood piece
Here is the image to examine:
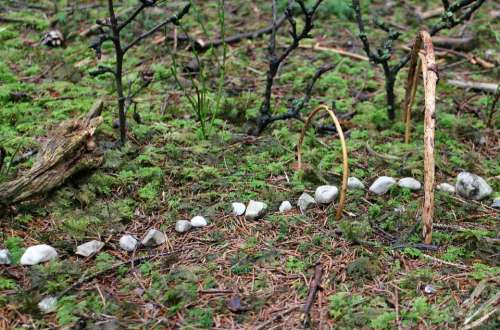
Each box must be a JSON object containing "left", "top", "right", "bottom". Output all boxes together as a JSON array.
[
  {"left": 0, "top": 100, "right": 104, "bottom": 205},
  {"left": 403, "top": 31, "right": 438, "bottom": 244}
]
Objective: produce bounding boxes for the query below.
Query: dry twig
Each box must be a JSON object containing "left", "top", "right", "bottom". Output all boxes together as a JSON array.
[{"left": 297, "top": 105, "right": 349, "bottom": 221}]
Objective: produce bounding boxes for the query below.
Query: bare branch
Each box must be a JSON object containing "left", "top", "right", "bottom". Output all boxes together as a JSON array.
[
  {"left": 89, "top": 65, "right": 116, "bottom": 77},
  {"left": 123, "top": 2, "right": 191, "bottom": 53}
]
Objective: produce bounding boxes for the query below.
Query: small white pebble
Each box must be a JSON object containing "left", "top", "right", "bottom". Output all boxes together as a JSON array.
[
  {"left": 279, "top": 201, "right": 293, "bottom": 213},
  {"left": 190, "top": 216, "right": 208, "bottom": 227},
  {"left": 231, "top": 202, "right": 246, "bottom": 216}
]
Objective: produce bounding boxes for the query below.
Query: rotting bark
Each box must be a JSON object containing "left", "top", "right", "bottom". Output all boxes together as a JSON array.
[
  {"left": 403, "top": 31, "right": 438, "bottom": 244},
  {"left": 0, "top": 100, "right": 105, "bottom": 206}
]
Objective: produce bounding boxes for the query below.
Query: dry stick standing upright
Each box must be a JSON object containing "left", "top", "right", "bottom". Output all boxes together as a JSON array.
[
  {"left": 297, "top": 105, "right": 349, "bottom": 221},
  {"left": 403, "top": 31, "right": 438, "bottom": 244}
]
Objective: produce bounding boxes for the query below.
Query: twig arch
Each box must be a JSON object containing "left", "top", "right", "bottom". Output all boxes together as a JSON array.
[
  {"left": 402, "top": 31, "right": 438, "bottom": 244},
  {"left": 296, "top": 105, "right": 349, "bottom": 221}
]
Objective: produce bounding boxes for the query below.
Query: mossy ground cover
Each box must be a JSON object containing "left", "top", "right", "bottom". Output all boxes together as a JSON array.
[{"left": 0, "top": 0, "right": 498, "bottom": 328}]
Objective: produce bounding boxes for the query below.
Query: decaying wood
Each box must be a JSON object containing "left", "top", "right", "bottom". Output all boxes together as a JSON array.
[
  {"left": 432, "top": 35, "right": 477, "bottom": 51},
  {"left": 403, "top": 31, "right": 437, "bottom": 244},
  {"left": 447, "top": 79, "right": 499, "bottom": 94},
  {"left": 302, "top": 263, "right": 323, "bottom": 326},
  {"left": 297, "top": 105, "right": 349, "bottom": 221},
  {"left": 0, "top": 100, "right": 104, "bottom": 205}
]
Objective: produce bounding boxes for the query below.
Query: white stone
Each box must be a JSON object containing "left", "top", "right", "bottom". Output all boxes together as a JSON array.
[
  {"left": 314, "top": 185, "right": 339, "bottom": 204},
  {"left": 176, "top": 220, "right": 192, "bottom": 233},
  {"left": 394, "top": 206, "right": 406, "bottom": 214},
  {"left": 456, "top": 172, "right": 492, "bottom": 200},
  {"left": 76, "top": 240, "right": 104, "bottom": 257},
  {"left": 424, "top": 284, "right": 436, "bottom": 295},
  {"left": 490, "top": 198, "right": 500, "bottom": 209},
  {"left": 38, "top": 296, "right": 57, "bottom": 314},
  {"left": 279, "top": 201, "right": 293, "bottom": 213},
  {"left": 369, "top": 176, "right": 396, "bottom": 195},
  {"left": 141, "top": 229, "right": 166, "bottom": 247},
  {"left": 245, "top": 200, "right": 268, "bottom": 220},
  {"left": 298, "top": 193, "right": 316, "bottom": 213},
  {"left": 436, "top": 183, "right": 455, "bottom": 194},
  {"left": 0, "top": 249, "right": 11, "bottom": 265},
  {"left": 190, "top": 216, "right": 208, "bottom": 227},
  {"left": 347, "top": 177, "right": 365, "bottom": 190},
  {"left": 398, "top": 177, "right": 421, "bottom": 190},
  {"left": 20, "top": 245, "right": 58, "bottom": 265},
  {"left": 231, "top": 202, "right": 246, "bottom": 216},
  {"left": 119, "top": 235, "right": 138, "bottom": 251}
]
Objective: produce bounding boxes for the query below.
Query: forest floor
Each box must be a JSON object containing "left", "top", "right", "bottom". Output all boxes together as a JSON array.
[{"left": 0, "top": 0, "right": 499, "bottom": 329}]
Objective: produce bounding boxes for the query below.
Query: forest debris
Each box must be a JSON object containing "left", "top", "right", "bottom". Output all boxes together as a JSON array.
[
  {"left": 365, "top": 142, "right": 402, "bottom": 161},
  {"left": 432, "top": 35, "right": 477, "bottom": 51},
  {"left": 447, "top": 79, "right": 499, "bottom": 94},
  {"left": 416, "top": 7, "right": 444, "bottom": 20},
  {"left": 227, "top": 295, "right": 248, "bottom": 313},
  {"left": 0, "top": 100, "right": 104, "bottom": 205},
  {"left": 462, "top": 292, "right": 500, "bottom": 329},
  {"left": 399, "top": 45, "right": 495, "bottom": 69},
  {"left": 421, "top": 254, "right": 469, "bottom": 270},
  {"left": 299, "top": 42, "right": 369, "bottom": 61},
  {"left": 302, "top": 263, "right": 323, "bottom": 326},
  {"left": 403, "top": 31, "right": 438, "bottom": 244},
  {"left": 255, "top": 305, "right": 300, "bottom": 330}
]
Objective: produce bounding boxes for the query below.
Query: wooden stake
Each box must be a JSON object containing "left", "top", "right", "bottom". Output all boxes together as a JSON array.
[
  {"left": 403, "top": 31, "right": 438, "bottom": 244},
  {"left": 297, "top": 105, "right": 349, "bottom": 221}
]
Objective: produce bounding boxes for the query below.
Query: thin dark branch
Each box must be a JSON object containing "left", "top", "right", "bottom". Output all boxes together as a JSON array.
[
  {"left": 255, "top": 64, "right": 335, "bottom": 132},
  {"left": 302, "top": 263, "right": 323, "bottom": 326},
  {"left": 394, "top": 0, "right": 485, "bottom": 73},
  {"left": 253, "top": 0, "right": 324, "bottom": 135},
  {"left": 89, "top": 65, "right": 116, "bottom": 77},
  {"left": 352, "top": 0, "right": 380, "bottom": 63},
  {"left": 118, "top": 3, "right": 147, "bottom": 31},
  {"left": 123, "top": 2, "right": 191, "bottom": 53}
]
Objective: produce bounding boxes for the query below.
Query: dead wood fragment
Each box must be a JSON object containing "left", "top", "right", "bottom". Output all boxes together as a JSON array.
[
  {"left": 403, "top": 31, "right": 437, "bottom": 244},
  {"left": 432, "top": 35, "right": 477, "bottom": 51},
  {"left": 0, "top": 100, "right": 104, "bottom": 205},
  {"left": 447, "top": 79, "right": 499, "bottom": 94},
  {"left": 299, "top": 43, "right": 369, "bottom": 61},
  {"left": 302, "top": 263, "right": 323, "bottom": 326},
  {"left": 462, "top": 291, "right": 500, "bottom": 329}
]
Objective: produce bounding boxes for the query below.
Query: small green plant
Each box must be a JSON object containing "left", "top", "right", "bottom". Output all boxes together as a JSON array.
[
  {"left": 285, "top": 256, "right": 307, "bottom": 273},
  {"left": 185, "top": 308, "right": 214, "bottom": 329},
  {"left": 5, "top": 236, "right": 24, "bottom": 264},
  {"left": 171, "top": 0, "right": 227, "bottom": 139}
]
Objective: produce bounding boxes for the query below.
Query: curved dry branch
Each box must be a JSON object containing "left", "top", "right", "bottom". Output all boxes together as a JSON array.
[
  {"left": 296, "top": 105, "right": 349, "bottom": 221},
  {"left": 403, "top": 31, "right": 438, "bottom": 244}
]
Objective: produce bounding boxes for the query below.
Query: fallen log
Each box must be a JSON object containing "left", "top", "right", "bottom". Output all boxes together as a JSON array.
[{"left": 0, "top": 100, "right": 104, "bottom": 205}]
